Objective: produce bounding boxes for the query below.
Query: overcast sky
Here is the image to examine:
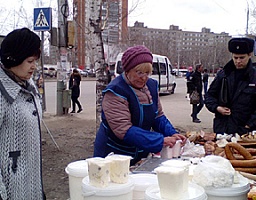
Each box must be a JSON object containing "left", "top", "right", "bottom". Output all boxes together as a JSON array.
[
  {"left": 0, "top": 0, "right": 253, "bottom": 37},
  {"left": 128, "top": 0, "right": 253, "bottom": 36}
]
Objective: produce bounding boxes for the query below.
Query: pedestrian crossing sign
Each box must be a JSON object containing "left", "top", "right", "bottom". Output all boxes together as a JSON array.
[{"left": 34, "top": 7, "right": 52, "bottom": 31}]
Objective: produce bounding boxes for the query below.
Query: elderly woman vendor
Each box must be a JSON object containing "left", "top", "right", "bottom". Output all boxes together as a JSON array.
[{"left": 93, "top": 45, "right": 186, "bottom": 165}]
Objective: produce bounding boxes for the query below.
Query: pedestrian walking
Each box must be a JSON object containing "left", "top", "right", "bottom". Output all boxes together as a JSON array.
[
  {"left": 202, "top": 68, "right": 209, "bottom": 95},
  {"left": 189, "top": 64, "right": 204, "bottom": 123},
  {"left": 93, "top": 45, "right": 186, "bottom": 166},
  {"left": 205, "top": 37, "right": 256, "bottom": 135},
  {"left": 0, "top": 27, "right": 46, "bottom": 200},
  {"left": 69, "top": 68, "right": 83, "bottom": 113},
  {"left": 105, "top": 63, "right": 112, "bottom": 84},
  {"left": 185, "top": 66, "right": 193, "bottom": 100}
]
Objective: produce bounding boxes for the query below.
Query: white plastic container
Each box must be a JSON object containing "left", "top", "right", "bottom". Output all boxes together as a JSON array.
[
  {"left": 65, "top": 160, "right": 88, "bottom": 200},
  {"left": 160, "top": 140, "right": 182, "bottom": 159},
  {"left": 204, "top": 175, "right": 250, "bottom": 200},
  {"left": 82, "top": 176, "right": 134, "bottom": 200},
  {"left": 154, "top": 166, "right": 185, "bottom": 200},
  {"left": 130, "top": 173, "right": 158, "bottom": 200},
  {"left": 172, "top": 140, "right": 182, "bottom": 158},
  {"left": 161, "top": 160, "right": 191, "bottom": 192},
  {"left": 145, "top": 182, "right": 207, "bottom": 200},
  {"left": 160, "top": 146, "right": 173, "bottom": 158}
]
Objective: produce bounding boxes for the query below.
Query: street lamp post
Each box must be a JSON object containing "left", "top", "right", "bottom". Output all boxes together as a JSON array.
[{"left": 56, "top": 0, "right": 68, "bottom": 115}]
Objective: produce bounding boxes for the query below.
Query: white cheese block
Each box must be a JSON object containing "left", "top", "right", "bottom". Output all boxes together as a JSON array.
[
  {"left": 105, "top": 154, "right": 131, "bottom": 184},
  {"left": 86, "top": 157, "right": 111, "bottom": 188}
]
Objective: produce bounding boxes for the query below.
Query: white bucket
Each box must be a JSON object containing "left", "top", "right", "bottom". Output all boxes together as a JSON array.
[
  {"left": 65, "top": 160, "right": 88, "bottom": 200},
  {"left": 145, "top": 182, "right": 207, "bottom": 200},
  {"left": 204, "top": 175, "right": 250, "bottom": 200},
  {"left": 130, "top": 173, "right": 158, "bottom": 200},
  {"left": 82, "top": 176, "right": 134, "bottom": 200}
]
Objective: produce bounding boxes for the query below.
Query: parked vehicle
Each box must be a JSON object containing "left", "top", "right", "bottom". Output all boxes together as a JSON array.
[
  {"left": 43, "top": 65, "right": 57, "bottom": 78},
  {"left": 114, "top": 53, "right": 176, "bottom": 95},
  {"left": 69, "top": 68, "right": 88, "bottom": 77},
  {"left": 87, "top": 68, "right": 96, "bottom": 77},
  {"left": 172, "top": 68, "right": 188, "bottom": 77},
  {"left": 43, "top": 67, "right": 49, "bottom": 77},
  {"left": 48, "top": 67, "right": 57, "bottom": 77}
]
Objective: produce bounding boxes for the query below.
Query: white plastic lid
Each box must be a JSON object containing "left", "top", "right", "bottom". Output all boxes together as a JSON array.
[
  {"left": 65, "top": 160, "right": 88, "bottom": 178},
  {"left": 161, "top": 160, "right": 191, "bottom": 168},
  {"left": 82, "top": 176, "right": 134, "bottom": 197},
  {"left": 130, "top": 173, "right": 158, "bottom": 191},
  {"left": 204, "top": 175, "right": 250, "bottom": 197},
  {"left": 154, "top": 166, "right": 184, "bottom": 174},
  {"left": 145, "top": 182, "right": 207, "bottom": 200}
]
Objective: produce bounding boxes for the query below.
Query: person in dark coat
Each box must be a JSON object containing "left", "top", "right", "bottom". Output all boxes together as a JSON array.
[
  {"left": 105, "top": 63, "right": 112, "bottom": 84},
  {"left": 69, "top": 68, "right": 83, "bottom": 113},
  {"left": 189, "top": 64, "right": 204, "bottom": 123},
  {"left": 205, "top": 37, "right": 256, "bottom": 135}
]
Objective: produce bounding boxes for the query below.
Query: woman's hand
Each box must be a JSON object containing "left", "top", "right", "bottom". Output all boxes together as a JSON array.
[
  {"left": 172, "top": 133, "right": 187, "bottom": 146},
  {"left": 217, "top": 106, "right": 231, "bottom": 116},
  {"left": 163, "top": 136, "right": 177, "bottom": 148}
]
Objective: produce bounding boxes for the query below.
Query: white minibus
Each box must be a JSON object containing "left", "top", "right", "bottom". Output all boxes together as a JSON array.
[{"left": 114, "top": 53, "right": 176, "bottom": 95}]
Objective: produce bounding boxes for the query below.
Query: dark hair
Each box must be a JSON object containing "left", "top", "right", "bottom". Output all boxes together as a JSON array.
[
  {"left": 73, "top": 68, "right": 79, "bottom": 73},
  {"left": 0, "top": 28, "right": 41, "bottom": 68},
  {"left": 195, "top": 64, "right": 202, "bottom": 70}
]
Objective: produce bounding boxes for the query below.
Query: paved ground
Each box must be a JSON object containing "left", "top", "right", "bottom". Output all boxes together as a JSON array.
[{"left": 44, "top": 76, "right": 215, "bottom": 133}]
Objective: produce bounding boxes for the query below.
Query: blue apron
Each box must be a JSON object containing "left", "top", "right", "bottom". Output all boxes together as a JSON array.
[{"left": 94, "top": 75, "right": 158, "bottom": 165}]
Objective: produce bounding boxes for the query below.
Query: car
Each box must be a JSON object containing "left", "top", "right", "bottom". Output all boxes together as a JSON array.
[
  {"left": 69, "top": 68, "right": 88, "bottom": 77},
  {"left": 43, "top": 67, "right": 49, "bottom": 77},
  {"left": 48, "top": 67, "right": 57, "bottom": 77},
  {"left": 87, "top": 69, "right": 96, "bottom": 77}
]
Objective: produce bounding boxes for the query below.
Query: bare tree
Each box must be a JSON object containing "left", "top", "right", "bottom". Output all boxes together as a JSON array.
[{"left": 249, "top": 0, "right": 256, "bottom": 34}]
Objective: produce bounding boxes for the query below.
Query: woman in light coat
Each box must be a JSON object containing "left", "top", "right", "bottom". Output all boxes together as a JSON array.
[{"left": 0, "top": 28, "right": 45, "bottom": 200}]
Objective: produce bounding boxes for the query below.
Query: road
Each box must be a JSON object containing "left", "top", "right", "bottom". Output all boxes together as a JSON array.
[{"left": 44, "top": 77, "right": 215, "bottom": 132}]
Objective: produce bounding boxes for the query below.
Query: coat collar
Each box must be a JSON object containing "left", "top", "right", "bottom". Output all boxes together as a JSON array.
[
  {"left": 224, "top": 59, "right": 253, "bottom": 79},
  {"left": 0, "top": 67, "right": 37, "bottom": 104}
]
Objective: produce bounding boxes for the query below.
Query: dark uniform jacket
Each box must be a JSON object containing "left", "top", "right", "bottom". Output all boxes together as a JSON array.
[{"left": 205, "top": 59, "right": 256, "bottom": 135}]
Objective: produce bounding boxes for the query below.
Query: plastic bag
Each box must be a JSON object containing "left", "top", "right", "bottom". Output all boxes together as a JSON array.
[
  {"left": 181, "top": 140, "right": 205, "bottom": 157},
  {"left": 192, "top": 155, "right": 235, "bottom": 188}
]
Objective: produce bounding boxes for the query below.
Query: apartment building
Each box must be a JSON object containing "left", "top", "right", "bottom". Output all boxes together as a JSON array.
[{"left": 127, "top": 22, "right": 232, "bottom": 69}]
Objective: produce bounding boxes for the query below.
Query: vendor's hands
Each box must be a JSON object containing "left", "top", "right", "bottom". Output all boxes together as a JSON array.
[
  {"left": 172, "top": 133, "right": 187, "bottom": 146},
  {"left": 245, "top": 125, "right": 250, "bottom": 129},
  {"left": 163, "top": 136, "right": 177, "bottom": 148},
  {"left": 217, "top": 106, "right": 231, "bottom": 116},
  {"left": 163, "top": 134, "right": 187, "bottom": 148}
]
